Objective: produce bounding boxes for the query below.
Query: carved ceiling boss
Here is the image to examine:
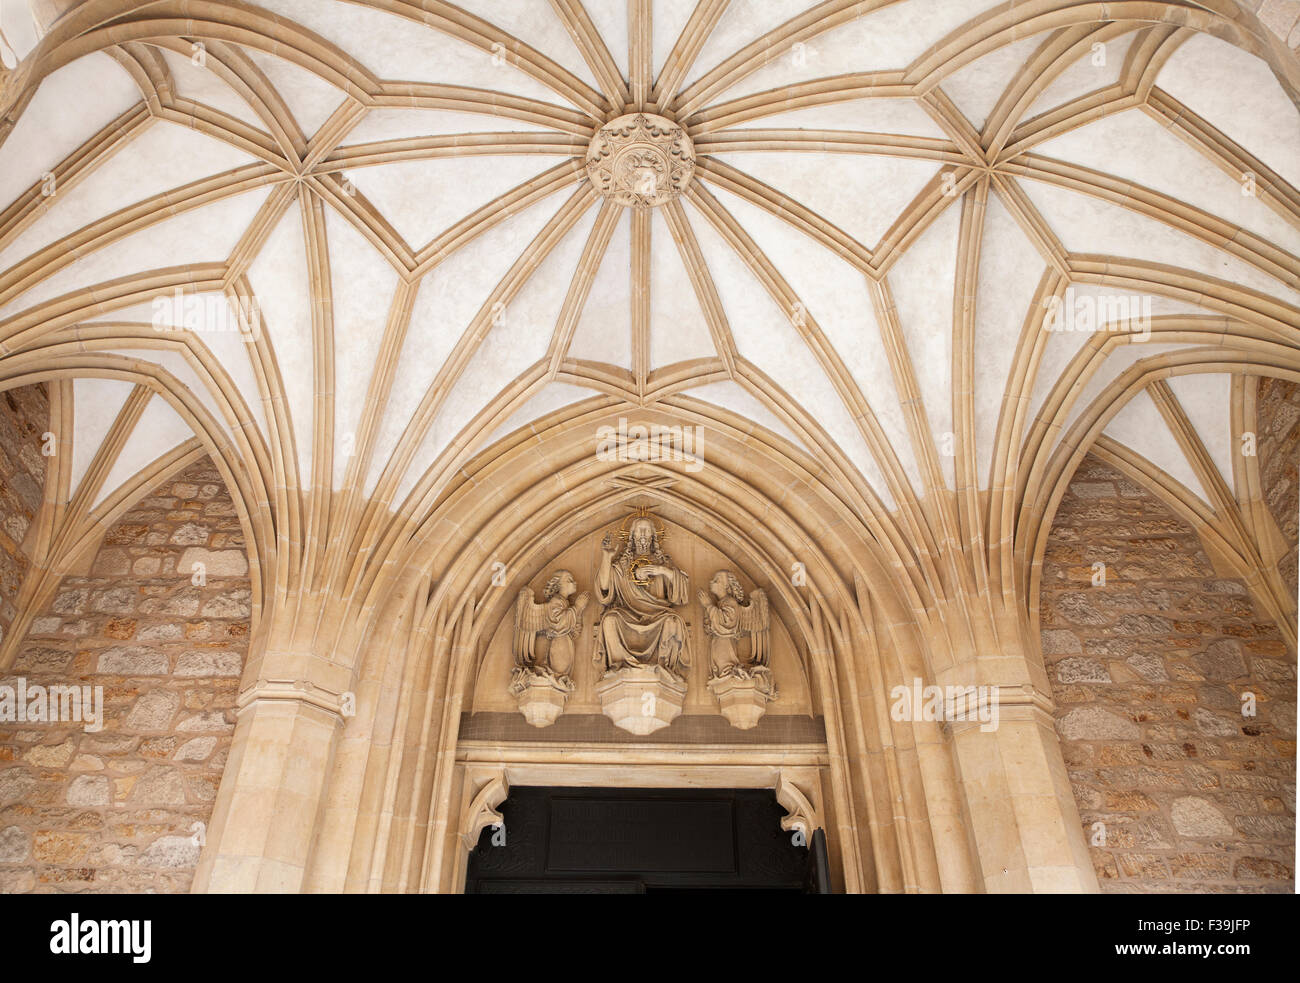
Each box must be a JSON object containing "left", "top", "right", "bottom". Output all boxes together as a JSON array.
[{"left": 584, "top": 113, "right": 695, "bottom": 209}]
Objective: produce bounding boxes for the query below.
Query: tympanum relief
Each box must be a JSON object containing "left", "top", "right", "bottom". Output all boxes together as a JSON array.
[
  {"left": 509, "top": 570, "right": 588, "bottom": 727},
  {"left": 700, "top": 572, "right": 778, "bottom": 729},
  {"left": 493, "top": 510, "right": 802, "bottom": 734},
  {"left": 592, "top": 511, "right": 692, "bottom": 735}
]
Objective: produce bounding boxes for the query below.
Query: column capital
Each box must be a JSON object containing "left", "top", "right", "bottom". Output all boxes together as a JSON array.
[{"left": 236, "top": 677, "right": 350, "bottom": 721}]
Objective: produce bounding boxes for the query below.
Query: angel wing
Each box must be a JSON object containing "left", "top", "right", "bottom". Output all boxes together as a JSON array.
[
  {"left": 738, "top": 588, "right": 770, "bottom": 667},
  {"left": 512, "top": 587, "right": 549, "bottom": 666}
]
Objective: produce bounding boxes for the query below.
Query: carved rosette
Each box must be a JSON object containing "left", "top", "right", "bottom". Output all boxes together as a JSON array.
[{"left": 584, "top": 113, "right": 695, "bottom": 208}]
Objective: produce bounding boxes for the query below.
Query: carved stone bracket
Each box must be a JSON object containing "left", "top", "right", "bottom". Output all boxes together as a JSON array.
[
  {"left": 595, "top": 664, "right": 687, "bottom": 735},
  {"left": 508, "top": 667, "right": 574, "bottom": 728},
  {"left": 708, "top": 669, "right": 777, "bottom": 729},
  {"left": 460, "top": 767, "right": 509, "bottom": 852},
  {"left": 775, "top": 770, "right": 821, "bottom": 839}
]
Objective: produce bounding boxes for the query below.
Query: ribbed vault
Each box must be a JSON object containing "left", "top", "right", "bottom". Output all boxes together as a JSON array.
[
  {"left": 1, "top": 0, "right": 1298, "bottom": 892},
  {"left": 2, "top": 1, "right": 1298, "bottom": 667}
]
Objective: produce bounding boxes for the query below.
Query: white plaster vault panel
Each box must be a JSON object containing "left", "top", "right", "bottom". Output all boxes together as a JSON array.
[
  {"left": 2, "top": 0, "right": 1297, "bottom": 523},
  {"left": 70, "top": 377, "right": 133, "bottom": 495},
  {"left": 1104, "top": 388, "right": 1208, "bottom": 504},
  {"left": 569, "top": 207, "right": 634, "bottom": 368},
  {"left": 942, "top": 35, "right": 1042, "bottom": 133},
  {"left": 1157, "top": 32, "right": 1300, "bottom": 189},
  {"left": 93, "top": 395, "right": 196, "bottom": 510},
  {"left": 0, "top": 51, "right": 140, "bottom": 210},
  {"left": 1025, "top": 32, "right": 1137, "bottom": 120}
]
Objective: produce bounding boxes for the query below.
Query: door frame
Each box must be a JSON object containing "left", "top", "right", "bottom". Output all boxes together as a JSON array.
[{"left": 433, "top": 741, "right": 830, "bottom": 893}]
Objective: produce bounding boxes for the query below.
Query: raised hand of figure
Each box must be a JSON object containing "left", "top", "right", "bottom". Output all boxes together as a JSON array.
[
  {"left": 697, "top": 589, "right": 711, "bottom": 608},
  {"left": 601, "top": 532, "right": 616, "bottom": 554}
]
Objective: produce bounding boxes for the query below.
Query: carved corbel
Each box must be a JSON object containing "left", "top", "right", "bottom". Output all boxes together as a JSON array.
[
  {"left": 776, "top": 770, "right": 820, "bottom": 842},
  {"left": 459, "top": 768, "right": 509, "bottom": 852}
]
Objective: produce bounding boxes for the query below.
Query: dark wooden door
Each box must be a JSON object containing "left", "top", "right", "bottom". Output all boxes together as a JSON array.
[{"left": 464, "top": 786, "right": 815, "bottom": 894}]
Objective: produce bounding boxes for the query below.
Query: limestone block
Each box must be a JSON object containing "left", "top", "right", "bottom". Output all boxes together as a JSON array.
[
  {"left": 1170, "top": 796, "right": 1234, "bottom": 838},
  {"left": 174, "top": 737, "right": 217, "bottom": 762},
  {"left": 0, "top": 825, "right": 30, "bottom": 863},
  {"left": 1192, "top": 706, "right": 1239, "bottom": 737},
  {"left": 1040, "top": 629, "right": 1082, "bottom": 655},
  {"left": 98, "top": 646, "right": 169, "bottom": 675},
  {"left": 1057, "top": 707, "right": 1139, "bottom": 741},
  {"left": 13, "top": 646, "right": 72, "bottom": 672},
  {"left": 201, "top": 589, "right": 251, "bottom": 619},
  {"left": 131, "top": 766, "right": 186, "bottom": 805},
  {"left": 22, "top": 739, "right": 75, "bottom": 767},
  {"left": 174, "top": 650, "right": 241, "bottom": 677},
  {"left": 140, "top": 835, "right": 200, "bottom": 869},
  {"left": 1055, "top": 657, "right": 1111, "bottom": 684},
  {"left": 1194, "top": 640, "right": 1248, "bottom": 681},
  {"left": 91, "top": 586, "right": 136, "bottom": 615},
  {"left": 126, "top": 691, "right": 180, "bottom": 731},
  {"left": 169, "top": 522, "right": 210, "bottom": 545},
  {"left": 178, "top": 547, "right": 249, "bottom": 578},
  {"left": 66, "top": 774, "right": 110, "bottom": 806},
  {"left": 1125, "top": 653, "right": 1168, "bottom": 682}
]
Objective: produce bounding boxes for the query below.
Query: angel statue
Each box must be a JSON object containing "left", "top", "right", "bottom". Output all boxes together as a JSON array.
[
  {"left": 594, "top": 511, "right": 691, "bottom": 679},
  {"left": 698, "top": 570, "right": 776, "bottom": 699},
  {"left": 510, "top": 569, "right": 589, "bottom": 694}
]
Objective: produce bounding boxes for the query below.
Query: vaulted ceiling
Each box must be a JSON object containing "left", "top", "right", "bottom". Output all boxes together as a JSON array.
[{"left": 0, "top": 0, "right": 1297, "bottom": 638}]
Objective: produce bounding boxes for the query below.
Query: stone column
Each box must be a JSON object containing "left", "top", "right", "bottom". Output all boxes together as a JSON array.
[
  {"left": 948, "top": 683, "right": 1099, "bottom": 893},
  {"left": 191, "top": 677, "right": 346, "bottom": 893}
]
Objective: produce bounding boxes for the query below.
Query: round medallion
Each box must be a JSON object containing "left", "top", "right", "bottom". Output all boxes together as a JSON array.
[{"left": 584, "top": 112, "right": 695, "bottom": 208}]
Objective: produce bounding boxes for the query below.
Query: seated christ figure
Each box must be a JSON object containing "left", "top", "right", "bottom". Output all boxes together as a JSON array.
[{"left": 594, "top": 515, "right": 691, "bottom": 679}]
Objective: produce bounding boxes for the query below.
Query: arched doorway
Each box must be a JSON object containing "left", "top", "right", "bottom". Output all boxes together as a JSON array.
[{"left": 305, "top": 402, "right": 995, "bottom": 894}]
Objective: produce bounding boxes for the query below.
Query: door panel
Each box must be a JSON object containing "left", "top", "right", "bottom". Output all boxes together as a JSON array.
[{"left": 465, "top": 787, "right": 811, "bottom": 893}]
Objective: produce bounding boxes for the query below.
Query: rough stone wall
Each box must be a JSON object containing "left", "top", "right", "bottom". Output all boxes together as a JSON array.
[
  {"left": 0, "top": 384, "right": 48, "bottom": 650},
  {"left": 0, "top": 457, "right": 250, "bottom": 893},
  {"left": 1042, "top": 454, "right": 1296, "bottom": 893},
  {"left": 1256, "top": 375, "right": 1299, "bottom": 599}
]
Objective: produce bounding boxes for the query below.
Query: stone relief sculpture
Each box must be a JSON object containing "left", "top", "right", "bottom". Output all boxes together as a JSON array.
[
  {"left": 592, "top": 510, "right": 691, "bottom": 734},
  {"left": 583, "top": 112, "right": 695, "bottom": 208},
  {"left": 508, "top": 569, "right": 588, "bottom": 728},
  {"left": 700, "top": 571, "right": 772, "bottom": 676},
  {"left": 594, "top": 512, "right": 691, "bottom": 677},
  {"left": 700, "top": 570, "right": 778, "bottom": 729}
]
